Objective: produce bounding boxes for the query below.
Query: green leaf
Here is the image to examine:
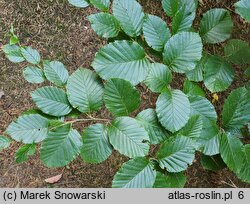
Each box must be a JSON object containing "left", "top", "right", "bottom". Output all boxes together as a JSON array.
[
  {"left": 143, "top": 14, "right": 171, "bottom": 52},
  {"left": 156, "top": 89, "right": 190, "bottom": 133},
  {"left": 88, "top": 13, "right": 120, "bottom": 38},
  {"left": 163, "top": 32, "right": 202, "bottom": 73},
  {"left": 186, "top": 54, "right": 208, "bottom": 82},
  {"left": 178, "top": 115, "right": 203, "bottom": 140},
  {"left": 23, "top": 66, "right": 45, "bottom": 84},
  {"left": 31, "top": 86, "right": 72, "bottom": 117},
  {"left": 113, "top": 0, "right": 145, "bottom": 37},
  {"left": 43, "top": 61, "right": 69, "bottom": 86},
  {"left": 224, "top": 39, "right": 250, "bottom": 65},
  {"left": 156, "top": 136, "right": 196, "bottom": 172},
  {"left": 104, "top": 78, "right": 140, "bottom": 116},
  {"left": 222, "top": 87, "right": 250, "bottom": 130},
  {"left": 197, "top": 121, "right": 220, "bottom": 156},
  {"left": 90, "top": 0, "right": 110, "bottom": 11},
  {"left": 204, "top": 55, "right": 234, "bottom": 93},
  {"left": 144, "top": 63, "right": 172, "bottom": 93},
  {"left": 153, "top": 172, "right": 186, "bottom": 188},
  {"left": 162, "top": 0, "right": 180, "bottom": 17},
  {"left": 172, "top": 0, "right": 196, "bottom": 34},
  {"left": 68, "top": 0, "right": 89, "bottom": 8},
  {"left": 3, "top": 44, "right": 25, "bottom": 63},
  {"left": 66, "top": 68, "right": 104, "bottom": 113},
  {"left": 0, "top": 136, "right": 11, "bottom": 151},
  {"left": 236, "top": 144, "right": 250, "bottom": 183},
  {"left": 199, "top": 8, "right": 233, "bottom": 44},
  {"left": 183, "top": 80, "right": 205, "bottom": 97},
  {"left": 6, "top": 114, "right": 49, "bottom": 144},
  {"left": 92, "top": 40, "right": 150, "bottom": 85},
  {"left": 200, "top": 154, "right": 226, "bottom": 172},
  {"left": 108, "top": 117, "right": 149, "bottom": 158},
  {"left": 81, "top": 124, "right": 112, "bottom": 163},
  {"left": 10, "top": 35, "right": 19, "bottom": 45},
  {"left": 245, "top": 67, "right": 250, "bottom": 78},
  {"left": 136, "top": 109, "right": 169, "bottom": 144},
  {"left": 21, "top": 46, "right": 41, "bottom": 65},
  {"left": 41, "top": 124, "right": 82, "bottom": 168},
  {"left": 15, "top": 144, "right": 36, "bottom": 163},
  {"left": 112, "top": 157, "right": 156, "bottom": 188},
  {"left": 235, "top": 0, "right": 250, "bottom": 22},
  {"left": 189, "top": 96, "right": 217, "bottom": 123},
  {"left": 220, "top": 133, "right": 244, "bottom": 173}
]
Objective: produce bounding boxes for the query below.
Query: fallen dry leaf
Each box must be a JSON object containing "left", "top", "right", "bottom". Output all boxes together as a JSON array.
[{"left": 45, "top": 174, "right": 62, "bottom": 184}]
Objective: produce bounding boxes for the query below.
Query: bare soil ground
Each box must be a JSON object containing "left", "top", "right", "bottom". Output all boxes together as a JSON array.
[{"left": 0, "top": 0, "right": 249, "bottom": 187}]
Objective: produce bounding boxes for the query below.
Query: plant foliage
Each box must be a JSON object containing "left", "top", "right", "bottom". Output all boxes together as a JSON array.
[{"left": 2, "top": 0, "right": 250, "bottom": 188}]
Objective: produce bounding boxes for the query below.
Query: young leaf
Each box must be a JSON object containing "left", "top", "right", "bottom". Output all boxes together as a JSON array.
[
  {"left": 90, "top": 0, "right": 110, "bottom": 11},
  {"left": 189, "top": 96, "right": 217, "bottom": 123},
  {"left": 245, "top": 67, "right": 250, "bottom": 78},
  {"left": 236, "top": 144, "right": 250, "bottom": 183},
  {"left": 204, "top": 55, "right": 234, "bottom": 93},
  {"left": 81, "top": 124, "right": 113, "bottom": 163},
  {"left": 41, "top": 124, "right": 82, "bottom": 168},
  {"left": 136, "top": 109, "right": 169, "bottom": 144},
  {"left": 108, "top": 117, "right": 150, "bottom": 158},
  {"left": 21, "top": 46, "right": 41, "bottom": 65},
  {"left": 143, "top": 14, "right": 171, "bottom": 52},
  {"left": 10, "top": 35, "right": 19, "bottom": 45},
  {"left": 66, "top": 68, "right": 104, "bottom": 113},
  {"left": 87, "top": 13, "right": 120, "bottom": 38},
  {"left": 23, "top": 66, "right": 45, "bottom": 84},
  {"left": 112, "top": 157, "right": 156, "bottom": 188},
  {"left": 156, "top": 89, "right": 190, "bottom": 133},
  {"left": 163, "top": 32, "right": 202, "bottom": 73},
  {"left": 224, "top": 39, "right": 250, "bottom": 65},
  {"left": 112, "top": 0, "right": 145, "bottom": 37},
  {"left": 15, "top": 144, "right": 36, "bottom": 163},
  {"left": 31, "top": 86, "right": 72, "bottom": 117},
  {"left": 199, "top": 8, "right": 233, "bottom": 44},
  {"left": 186, "top": 54, "right": 208, "bottom": 82},
  {"left": 235, "top": 0, "right": 250, "bottom": 22},
  {"left": 197, "top": 121, "right": 221, "bottom": 156},
  {"left": 6, "top": 114, "right": 49, "bottom": 144},
  {"left": 222, "top": 87, "right": 250, "bottom": 131},
  {"left": 43, "top": 61, "right": 69, "bottom": 86},
  {"left": 2, "top": 44, "right": 25, "bottom": 63},
  {"left": 156, "top": 136, "right": 196, "bottom": 172},
  {"left": 162, "top": 0, "right": 180, "bottom": 17},
  {"left": 200, "top": 154, "right": 226, "bottom": 172},
  {"left": 153, "top": 172, "right": 186, "bottom": 188},
  {"left": 183, "top": 80, "right": 205, "bottom": 97},
  {"left": 68, "top": 0, "right": 89, "bottom": 8},
  {"left": 220, "top": 133, "right": 244, "bottom": 173},
  {"left": 103, "top": 78, "right": 140, "bottom": 116},
  {"left": 92, "top": 40, "right": 150, "bottom": 85},
  {"left": 178, "top": 115, "right": 203, "bottom": 140},
  {"left": 0, "top": 136, "right": 11, "bottom": 151},
  {"left": 144, "top": 63, "right": 172, "bottom": 93},
  {"left": 172, "top": 0, "right": 196, "bottom": 34}
]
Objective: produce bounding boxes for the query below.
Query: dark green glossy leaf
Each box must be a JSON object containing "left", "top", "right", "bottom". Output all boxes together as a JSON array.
[{"left": 104, "top": 78, "right": 140, "bottom": 116}]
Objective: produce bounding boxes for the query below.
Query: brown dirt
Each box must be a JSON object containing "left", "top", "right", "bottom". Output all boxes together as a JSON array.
[{"left": 0, "top": 0, "right": 249, "bottom": 188}]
